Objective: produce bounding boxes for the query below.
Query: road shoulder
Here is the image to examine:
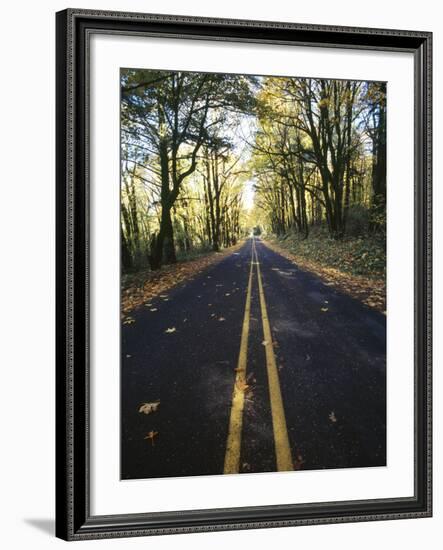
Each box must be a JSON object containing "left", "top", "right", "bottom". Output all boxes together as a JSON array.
[
  {"left": 261, "top": 238, "right": 385, "bottom": 314},
  {"left": 122, "top": 241, "right": 244, "bottom": 316}
]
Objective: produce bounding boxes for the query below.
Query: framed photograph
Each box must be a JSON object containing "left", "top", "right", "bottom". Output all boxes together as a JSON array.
[{"left": 55, "top": 9, "right": 432, "bottom": 540}]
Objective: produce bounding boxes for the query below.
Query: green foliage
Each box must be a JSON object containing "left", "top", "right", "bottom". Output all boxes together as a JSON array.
[{"left": 345, "top": 205, "right": 370, "bottom": 237}]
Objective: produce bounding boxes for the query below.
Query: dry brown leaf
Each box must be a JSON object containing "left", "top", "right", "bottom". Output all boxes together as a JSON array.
[
  {"left": 236, "top": 380, "right": 249, "bottom": 393},
  {"left": 294, "top": 453, "right": 305, "bottom": 470},
  {"left": 139, "top": 401, "right": 160, "bottom": 415},
  {"left": 144, "top": 430, "right": 159, "bottom": 446}
]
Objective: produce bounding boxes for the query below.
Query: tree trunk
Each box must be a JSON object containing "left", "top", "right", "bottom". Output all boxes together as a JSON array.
[
  {"left": 121, "top": 230, "right": 133, "bottom": 271},
  {"left": 162, "top": 207, "right": 176, "bottom": 263}
]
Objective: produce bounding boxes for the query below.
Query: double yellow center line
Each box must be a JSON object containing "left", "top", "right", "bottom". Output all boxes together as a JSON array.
[{"left": 224, "top": 238, "right": 293, "bottom": 474}]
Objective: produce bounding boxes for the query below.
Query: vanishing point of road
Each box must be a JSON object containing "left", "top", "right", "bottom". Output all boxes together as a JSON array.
[{"left": 121, "top": 238, "right": 386, "bottom": 479}]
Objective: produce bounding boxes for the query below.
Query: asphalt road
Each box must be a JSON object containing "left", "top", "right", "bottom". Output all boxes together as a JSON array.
[{"left": 121, "top": 238, "right": 386, "bottom": 480}]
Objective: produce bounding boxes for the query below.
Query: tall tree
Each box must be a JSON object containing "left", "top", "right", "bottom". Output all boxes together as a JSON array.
[{"left": 122, "top": 69, "right": 255, "bottom": 269}]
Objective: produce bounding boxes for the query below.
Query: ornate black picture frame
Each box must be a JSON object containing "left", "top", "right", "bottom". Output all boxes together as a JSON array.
[{"left": 55, "top": 8, "right": 432, "bottom": 541}]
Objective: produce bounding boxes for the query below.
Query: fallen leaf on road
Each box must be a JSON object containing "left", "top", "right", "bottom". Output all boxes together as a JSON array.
[
  {"left": 329, "top": 411, "right": 337, "bottom": 423},
  {"left": 139, "top": 401, "right": 160, "bottom": 415},
  {"left": 225, "top": 293, "right": 231, "bottom": 296},
  {"left": 145, "top": 303, "right": 153, "bottom": 307},
  {"left": 149, "top": 308, "right": 158, "bottom": 312},
  {"left": 236, "top": 380, "right": 249, "bottom": 393},
  {"left": 123, "top": 317, "right": 135, "bottom": 325},
  {"left": 144, "top": 430, "right": 159, "bottom": 446},
  {"left": 218, "top": 317, "right": 226, "bottom": 322},
  {"left": 320, "top": 307, "right": 329, "bottom": 312},
  {"left": 294, "top": 453, "right": 305, "bottom": 470},
  {"left": 261, "top": 340, "right": 268, "bottom": 346},
  {"left": 165, "top": 327, "right": 176, "bottom": 333},
  {"left": 160, "top": 294, "right": 168, "bottom": 298},
  {"left": 126, "top": 354, "right": 132, "bottom": 358}
]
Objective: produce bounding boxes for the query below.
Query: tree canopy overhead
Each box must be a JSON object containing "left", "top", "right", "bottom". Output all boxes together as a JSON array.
[{"left": 120, "top": 68, "right": 386, "bottom": 273}]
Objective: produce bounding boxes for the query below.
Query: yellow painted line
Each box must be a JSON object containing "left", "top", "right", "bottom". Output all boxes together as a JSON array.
[
  {"left": 253, "top": 240, "right": 294, "bottom": 472},
  {"left": 224, "top": 239, "right": 255, "bottom": 474}
]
